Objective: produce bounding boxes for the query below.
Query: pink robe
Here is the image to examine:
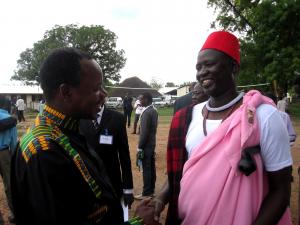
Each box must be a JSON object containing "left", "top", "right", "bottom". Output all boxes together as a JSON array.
[{"left": 178, "top": 90, "right": 291, "bottom": 225}]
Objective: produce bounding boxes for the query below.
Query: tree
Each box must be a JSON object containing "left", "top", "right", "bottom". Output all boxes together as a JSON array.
[
  {"left": 149, "top": 78, "right": 163, "bottom": 90},
  {"left": 12, "top": 24, "right": 126, "bottom": 84},
  {"left": 165, "top": 82, "right": 176, "bottom": 87},
  {"left": 207, "top": 0, "right": 300, "bottom": 93}
]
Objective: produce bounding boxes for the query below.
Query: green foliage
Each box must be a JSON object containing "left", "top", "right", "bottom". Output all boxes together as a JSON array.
[
  {"left": 165, "top": 82, "right": 176, "bottom": 87},
  {"left": 207, "top": 0, "right": 300, "bottom": 93},
  {"left": 149, "top": 78, "right": 163, "bottom": 90},
  {"left": 12, "top": 24, "right": 126, "bottom": 84}
]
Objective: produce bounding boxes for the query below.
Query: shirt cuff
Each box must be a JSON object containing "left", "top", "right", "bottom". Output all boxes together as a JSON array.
[{"left": 123, "top": 189, "right": 133, "bottom": 194}]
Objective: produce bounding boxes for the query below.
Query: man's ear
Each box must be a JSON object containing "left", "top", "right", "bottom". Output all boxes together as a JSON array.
[{"left": 58, "top": 83, "right": 73, "bottom": 102}]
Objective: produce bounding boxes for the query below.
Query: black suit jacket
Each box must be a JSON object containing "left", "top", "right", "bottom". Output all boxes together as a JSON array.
[{"left": 80, "top": 107, "right": 133, "bottom": 199}]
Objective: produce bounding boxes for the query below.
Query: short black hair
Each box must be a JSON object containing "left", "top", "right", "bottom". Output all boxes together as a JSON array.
[
  {"left": 40, "top": 48, "right": 92, "bottom": 101},
  {"left": 141, "top": 92, "right": 153, "bottom": 103}
]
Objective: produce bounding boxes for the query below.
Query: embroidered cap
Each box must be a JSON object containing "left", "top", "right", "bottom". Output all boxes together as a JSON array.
[{"left": 201, "top": 31, "right": 240, "bottom": 64}]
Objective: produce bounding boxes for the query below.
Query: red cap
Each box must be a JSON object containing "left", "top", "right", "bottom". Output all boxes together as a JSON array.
[{"left": 201, "top": 31, "right": 240, "bottom": 64}]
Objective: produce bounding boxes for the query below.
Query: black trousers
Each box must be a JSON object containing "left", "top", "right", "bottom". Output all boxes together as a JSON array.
[
  {"left": 133, "top": 114, "right": 141, "bottom": 133},
  {"left": 142, "top": 146, "right": 156, "bottom": 196},
  {"left": 17, "top": 110, "right": 25, "bottom": 122},
  {"left": 123, "top": 109, "right": 132, "bottom": 127}
]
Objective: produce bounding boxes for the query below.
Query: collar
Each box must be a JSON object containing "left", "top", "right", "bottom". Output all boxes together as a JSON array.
[
  {"left": 97, "top": 105, "right": 105, "bottom": 118},
  {"left": 42, "top": 105, "right": 79, "bottom": 132},
  {"left": 96, "top": 105, "right": 105, "bottom": 125},
  {"left": 140, "top": 104, "right": 155, "bottom": 117}
]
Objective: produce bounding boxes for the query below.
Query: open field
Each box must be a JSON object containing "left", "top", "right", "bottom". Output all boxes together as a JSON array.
[{"left": 0, "top": 103, "right": 299, "bottom": 224}]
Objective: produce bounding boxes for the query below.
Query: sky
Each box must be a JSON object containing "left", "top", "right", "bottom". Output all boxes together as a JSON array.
[{"left": 0, "top": 0, "right": 216, "bottom": 86}]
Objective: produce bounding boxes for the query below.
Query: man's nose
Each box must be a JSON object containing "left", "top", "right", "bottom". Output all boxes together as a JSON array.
[{"left": 196, "top": 67, "right": 208, "bottom": 81}]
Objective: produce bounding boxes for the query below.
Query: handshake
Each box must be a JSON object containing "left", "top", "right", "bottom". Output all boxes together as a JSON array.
[{"left": 134, "top": 197, "right": 166, "bottom": 225}]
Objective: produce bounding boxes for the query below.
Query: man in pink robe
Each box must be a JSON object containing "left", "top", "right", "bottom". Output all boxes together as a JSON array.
[
  {"left": 149, "top": 31, "right": 292, "bottom": 225},
  {"left": 178, "top": 31, "right": 292, "bottom": 225}
]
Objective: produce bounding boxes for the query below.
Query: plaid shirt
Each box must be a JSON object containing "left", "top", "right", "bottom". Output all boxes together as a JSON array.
[{"left": 166, "top": 105, "right": 193, "bottom": 225}]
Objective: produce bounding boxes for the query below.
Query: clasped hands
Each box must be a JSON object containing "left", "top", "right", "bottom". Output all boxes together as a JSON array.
[{"left": 134, "top": 197, "right": 165, "bottom": 225}]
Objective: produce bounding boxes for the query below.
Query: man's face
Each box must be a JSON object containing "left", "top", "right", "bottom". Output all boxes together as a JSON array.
[
  {"left": 140, "top": 95, "right": 147, "bottom": 107},
  {"left": 196, "top": 49, "right": 235, "bottom": 97},
  {"left": 69, "top": 59, "right": 107, "bottom": 119},
  {"left": 192, "top": 83, "right": 208, "bottom": 104}
]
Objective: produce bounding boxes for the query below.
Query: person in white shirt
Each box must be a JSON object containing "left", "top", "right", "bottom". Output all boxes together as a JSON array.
[
  {"left": 277, "top": 96, "right": 287, "bottom": 112},
  {"left": 15, "top": 96, "right": 25, "bottom": 122},
  {"left": 132, "top": 95, "right": 144, "bottom": 134}
]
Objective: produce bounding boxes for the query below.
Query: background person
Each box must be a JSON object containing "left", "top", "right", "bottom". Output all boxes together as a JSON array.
[
  {"left": 132, "top": 95, "right": 144, "bottom": 134},
  {"left": 15, "top": 96, "right": 25, "bottom": 122},
  {"left": 277, "top": 95, "right": 288, "bottom": 112},
  {"left": 191, "top": 82, "right": 208, "bottom": 105},
  {"left": 123, "top": 93, "right": 133, "bottom": 128},
  {"left": 0, "top": 95, "right": 17, "bottom": 223},
  {"left": 135, "top": 92, "right": 158, "bottom": 200}
]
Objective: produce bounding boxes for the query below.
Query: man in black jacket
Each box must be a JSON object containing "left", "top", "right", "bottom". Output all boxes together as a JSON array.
[
  {"left": 80, "top": 104, "right": 134, "bottom": 208},
  {"left": 135, "top": 92, "right": 158, "bottom": 200},
  {"left": 11, "top": 48, "right": 159, "bottom": 225},
  {"left": 123, "top": 94, "right": 133, "bottom": 128}
]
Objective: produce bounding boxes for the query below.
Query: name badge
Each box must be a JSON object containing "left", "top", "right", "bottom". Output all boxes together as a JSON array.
[{"left": 99, "top": 135, "right": 113, "bottom": 145}]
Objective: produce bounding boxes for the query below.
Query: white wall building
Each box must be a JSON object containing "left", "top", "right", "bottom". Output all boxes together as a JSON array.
[
  {"left": 0, "top": 82, "right": 43, "bottom": 111},
  {"left": 176, "top": 85, "right": 190, "bottom": 97}
]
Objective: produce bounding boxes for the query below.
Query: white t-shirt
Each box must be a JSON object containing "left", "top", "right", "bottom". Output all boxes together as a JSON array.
[
  {"left": 277, "top": 99, "right": 287, "bottom": 112},
  {"left": 186, "top": 101, "right": 292, "bottom": 172},
  {"left": 134, "top": 100, "right": 144, "bottom": 115},
  {"left": 16, "top": 99, "right": 25, "bottom": 111}
]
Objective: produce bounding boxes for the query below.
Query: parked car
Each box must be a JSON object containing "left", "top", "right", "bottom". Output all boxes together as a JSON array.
[
  {"left": 153, "top": 97, "right": 167, "bottom": 108},
  {"left": 164, "top": 95, "right": 179, "bottom": 106},
  {"left": 106, "top": 97, "right": 123, "bottom": 109}
]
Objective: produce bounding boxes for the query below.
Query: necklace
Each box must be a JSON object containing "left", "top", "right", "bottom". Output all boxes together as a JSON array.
[
  {"left": 202, "top": 99, "right": 242, "bottom": 136},
  {"left": 206, "top": 92, "right": 244, "bottom": 112}
]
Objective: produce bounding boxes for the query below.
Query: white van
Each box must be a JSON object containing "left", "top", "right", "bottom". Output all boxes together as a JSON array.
[{"left": 106, "top": 97, "right": 123, "bottom": 109}]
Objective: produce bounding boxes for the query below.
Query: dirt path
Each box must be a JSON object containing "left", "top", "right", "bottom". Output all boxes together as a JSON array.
[
  {"left": 128, "top": 118, "right": 300, "bottom": 224},
  {"left": 0, "top": 114, "right": 299, "bottom": 224}
]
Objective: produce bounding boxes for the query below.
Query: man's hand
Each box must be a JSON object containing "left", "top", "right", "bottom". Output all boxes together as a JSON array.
[
  {"left": 149, "top": 198, "right": 165, "bottom": 222},
  {"left": 136, "top": 149, "right": 144, "bottom": 171},
  {"left": 135, "top": 199, "right": 162, "bottom": 225},
  {"left": 123, "top": 193, "right": 134, "bottom": 208}
]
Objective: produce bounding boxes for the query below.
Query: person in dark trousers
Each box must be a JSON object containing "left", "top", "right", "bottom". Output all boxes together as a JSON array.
[
  {"left": 123, "top": 94, "right": 133, "bottom": 128},
  {"left": 11, "top": 48, "right": 160, "bottom": 225},
  {"left": 0, "top": 95, "right": 17, "bottom": 224},
  {"left": 15, "top": 96, "right": 25, "bottom": 122},
  {"left": 135, "top": 92, "right": 158, "bottom": 200},
  {"left": 173, "top": 82, "right": 196, "bottom": 114},
  {"left": 80, "top": 103, "right": 134, "bottom": 208}
]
